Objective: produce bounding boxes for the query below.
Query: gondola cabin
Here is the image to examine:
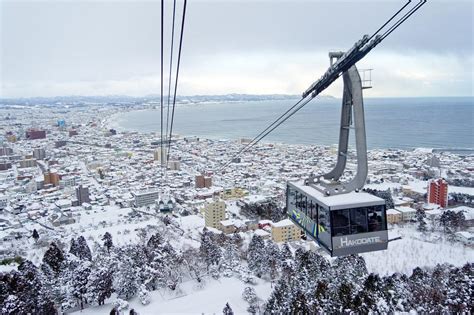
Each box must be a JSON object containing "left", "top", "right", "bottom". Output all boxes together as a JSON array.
[{"left": 287, "top": 182, "right": 388, "bottom": 256}]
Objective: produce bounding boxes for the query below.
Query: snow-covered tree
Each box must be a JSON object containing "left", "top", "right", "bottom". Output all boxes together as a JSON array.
[
  {"left": 2, "top": 295, "right": 25, "bottom": 314},
  {"left": 446, "top": 263, "right": 472, "bottom": 313},
  {"left": 415, "top": 209, "right": 427, "bottom": 232},
  {"left": 222, "top": 239, "right": 240, "bottom": 270},
  {"left": 247, "top": 234, "right": 266, "bottom": 277},
  {"left": 264, "top": 241, "right": 280, "bottom": 280},
  {"left": 32, "top": 229, "right": 39, "bottom": 243},
  {"left": 147, "top": 232, "right": 164, "bottom": 249},
  {"left": 223, "top": 302, "right": 234, "bottom": 315},
  {"left": 200, "top": 230, "right": 221, "bottom": 268},
  {"left": 43, "top": 242, "right": 65, "bottom": 274},
  {"left": 242, "top": 286, "right": 258, "bottom": 305},
  {"left": 70, "top": 238, "right": 79, "bottom": 256},
  {"left": 102, "top": 232, "right": 113, "bottom": 254},
  {"left": 114, "top": 257, "right": 139, "bottom": 299},
  {"left": 138, "top": 284, "right": 151, "bottom": 305},
  {"left": 87, "top": 266, "right": 113, "bottom": 306},
  {"left": 71, "top": 260, "right": 91, "bottom": 309},
  {"left": 77, "top": 236, "right": 93, "bottom": 261},
  {"left": 264, "top": 278, "right": 292, "bottom": 314}
]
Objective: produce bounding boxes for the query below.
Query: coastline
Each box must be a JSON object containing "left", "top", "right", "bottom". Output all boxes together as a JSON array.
[{"left": 105, "top": 105, "right": 474, "bottom": 154}]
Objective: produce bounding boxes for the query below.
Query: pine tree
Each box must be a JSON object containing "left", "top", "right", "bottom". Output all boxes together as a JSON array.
[
  {"left": 353, "top": 273, "right": 385, "bottom": 313},
  {"left": 87, "top": 266, "right": 113, "bottom": 306},
  {"left": 200, "top": 231, "right": 221, "bottom": 268},
  {"left": 114, "top": 257, "right": 139, "bottom": 299},
  {"left": 1, "top": 295, "right": 26, "bottom": 314},
  {"left": 76, "top": 236, "right": 92, "bottom": 261},
  {"left": 242, "top": 286, "right": 258, "bottom": 305},
  {"left": 223, "top": 302, "right": 234, "bottom": 315},
  {"left": 70, "top": 238, "right": 79, "bottom": 256},
  {"left": 446, "top": 263, "right": 472, "bottom": 313},
  {"left": 40, "top": 263, "right": 63, "bottom": 310},
  {"left": 264, "top": 279, "right": 291, "bottom": 313},
  {"left": 43, "top": 242, "right": 65, "bottom": 274},
  {"left": 17, "top": 261, "right": 44, "bottom": 313},
  {"left": 32, "top": 229, "right": 39, "bottom": 243},
  {"left": 264, "top": 241, "right": 281, "bottom": 280},
  {"left": 415, "top": 209, "right": 427, "bottom": 232},
  {"left": 280, "top": 242, "right": 292, "bottom": 261},
  {"left": 247, "top": 234, "right": 266, "bottom": 277},
  {"left": 222, "top": 239, "right": 239, "bottom": 270},
  {"left": 102, "top": 232, "right": 113, "bottom": 254},
  {"left": 147, "top": 232, "right": 164, "bottom": 249},
  {"left": 291, "top": 290, "right": 310, "bottom": 314},
  {"left": 71, "top": 261, "right": 91, "bottom": 310},
  {"left": 138, "top": 284, "right": 151, "bottom": 305}
]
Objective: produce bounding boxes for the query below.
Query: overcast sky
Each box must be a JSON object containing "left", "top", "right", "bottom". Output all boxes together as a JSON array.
[{"left": 1, "top": 0, "right": 473, "bottom": 98}]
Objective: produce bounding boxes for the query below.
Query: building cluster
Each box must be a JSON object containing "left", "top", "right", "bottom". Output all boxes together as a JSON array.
[{"left": 0, "top": 103, "right": 473, "bottom": 259}]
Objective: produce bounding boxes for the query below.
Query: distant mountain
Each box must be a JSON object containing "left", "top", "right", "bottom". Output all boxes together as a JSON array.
[{"left": 0, "top": 93, "right": 335, "bottom": 106}]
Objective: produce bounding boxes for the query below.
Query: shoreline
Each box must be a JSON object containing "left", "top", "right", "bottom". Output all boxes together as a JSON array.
[{"left": 105, "top": 107, "right": 474, "bottom": 154}]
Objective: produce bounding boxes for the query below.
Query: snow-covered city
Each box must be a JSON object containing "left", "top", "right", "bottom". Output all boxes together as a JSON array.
[
  {"left": 2, "top": 0, "right": 473, "bottom": 314},
  {"left": 0, "top": 101, "right": 472, "bottom": 314}
]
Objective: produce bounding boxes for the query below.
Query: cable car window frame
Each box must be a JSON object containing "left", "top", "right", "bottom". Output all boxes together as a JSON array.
[
  {"left": 318, "top": 205, "right": 331, "bottom": 247},
  {"left": 331, "top": 209, "right": 351, "bottom": 236},
  {"left": 367, "top": 205, "right": 386, "bottom": 232},
  {"left": 350, "top": 207, "right": 369, "bottom": 234}
]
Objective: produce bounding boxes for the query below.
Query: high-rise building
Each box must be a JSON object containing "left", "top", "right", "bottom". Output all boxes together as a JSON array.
[
  {"left": 76, "top": 185, "right": 90, "bottom": 205},
  {"left": 204, "top": 176, "right": 212, "bottom": 188},
  {"left": 44, "top": 171, "right": 60, "bottom": 186},
  {"left": 204, "top": 200, "right": 226, "bottom": 229},
  {"left": 19, "top": 159, "right": 37, "bottom": 168},
  {"left": 154, "top": 148, "right": 168, "bottom": 164},
  {"left": 168, "top": 160, "right": 181, "bottom": 171},
  {"left": 427, "top": 178, "right": 448, "bottom": 208},
  {"left": 195, "top": 175, "right": 205, "bottom": 188},
  {"left": 195, "top": 175, "right": 212, "bottom": 189},
  {"left": 132, "top": 189, "right": 159, "bottom": 207},
  {"left": 33, "top": 148, "right": 46, "bottom": 160}
]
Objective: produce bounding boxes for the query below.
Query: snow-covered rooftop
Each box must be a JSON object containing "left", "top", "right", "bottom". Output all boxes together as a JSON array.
[
  {"left": 290, "top": 181, "right": 385, "bottom": 210},
  {"left": 272, "top": 218, "right": 295, "bottom": 228}
]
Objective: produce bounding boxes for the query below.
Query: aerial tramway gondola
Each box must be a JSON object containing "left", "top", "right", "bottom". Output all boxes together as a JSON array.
[{"left": 285, "top": 0, "right": 427, "bottom": 256}]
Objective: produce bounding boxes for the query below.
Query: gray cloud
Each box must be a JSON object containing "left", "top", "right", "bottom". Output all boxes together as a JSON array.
[{"left": 1, "top": 0, "right": 472, "bottom": 97}]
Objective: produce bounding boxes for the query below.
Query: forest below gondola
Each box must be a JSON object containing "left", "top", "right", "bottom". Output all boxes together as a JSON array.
[{"left": 1, "top": 224, "right": 472, "bottom": 314}]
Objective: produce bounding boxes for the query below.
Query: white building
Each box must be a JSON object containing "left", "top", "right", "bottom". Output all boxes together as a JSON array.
[
  {"left": 33, "top": 148, "right": 46, "bottom": 160},
  {"left": 454, "top": 231, "right": 474, "bottom": 245},
  {"left": 132, "top": 189, "right": 159, "bottom": 207},
  {"left": 59, "top": 176, "right": 76, "bottom": 189},
  {"left": 394, "top": 206, "right": 417, "bottom": 222}
]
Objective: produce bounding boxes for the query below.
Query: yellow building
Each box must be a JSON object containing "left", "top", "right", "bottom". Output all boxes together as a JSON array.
[
  {"left": 204, "top": 200, "right": 226, "bottom": 229},
  {"left": 271, "top": 219, "right": 300, "bottom": 243},
  {"left": 386, "top": 208, "right": 402, "bottom": 224},
  {"left": 220, "top": 188, "right": 247, "bottom": 200}
]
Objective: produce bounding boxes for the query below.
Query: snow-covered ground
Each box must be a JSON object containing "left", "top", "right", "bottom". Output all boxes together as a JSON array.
[
  {"left": 72, "top": 276, "right": 272, "bottom": 315},
  {"left": 362, "top": 225, "right": 474, "bottom": 276}
]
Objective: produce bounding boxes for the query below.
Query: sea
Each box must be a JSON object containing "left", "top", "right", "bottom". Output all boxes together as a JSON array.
[{"left": 111, "top": 97, "right": 474, "bottom": 151}]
